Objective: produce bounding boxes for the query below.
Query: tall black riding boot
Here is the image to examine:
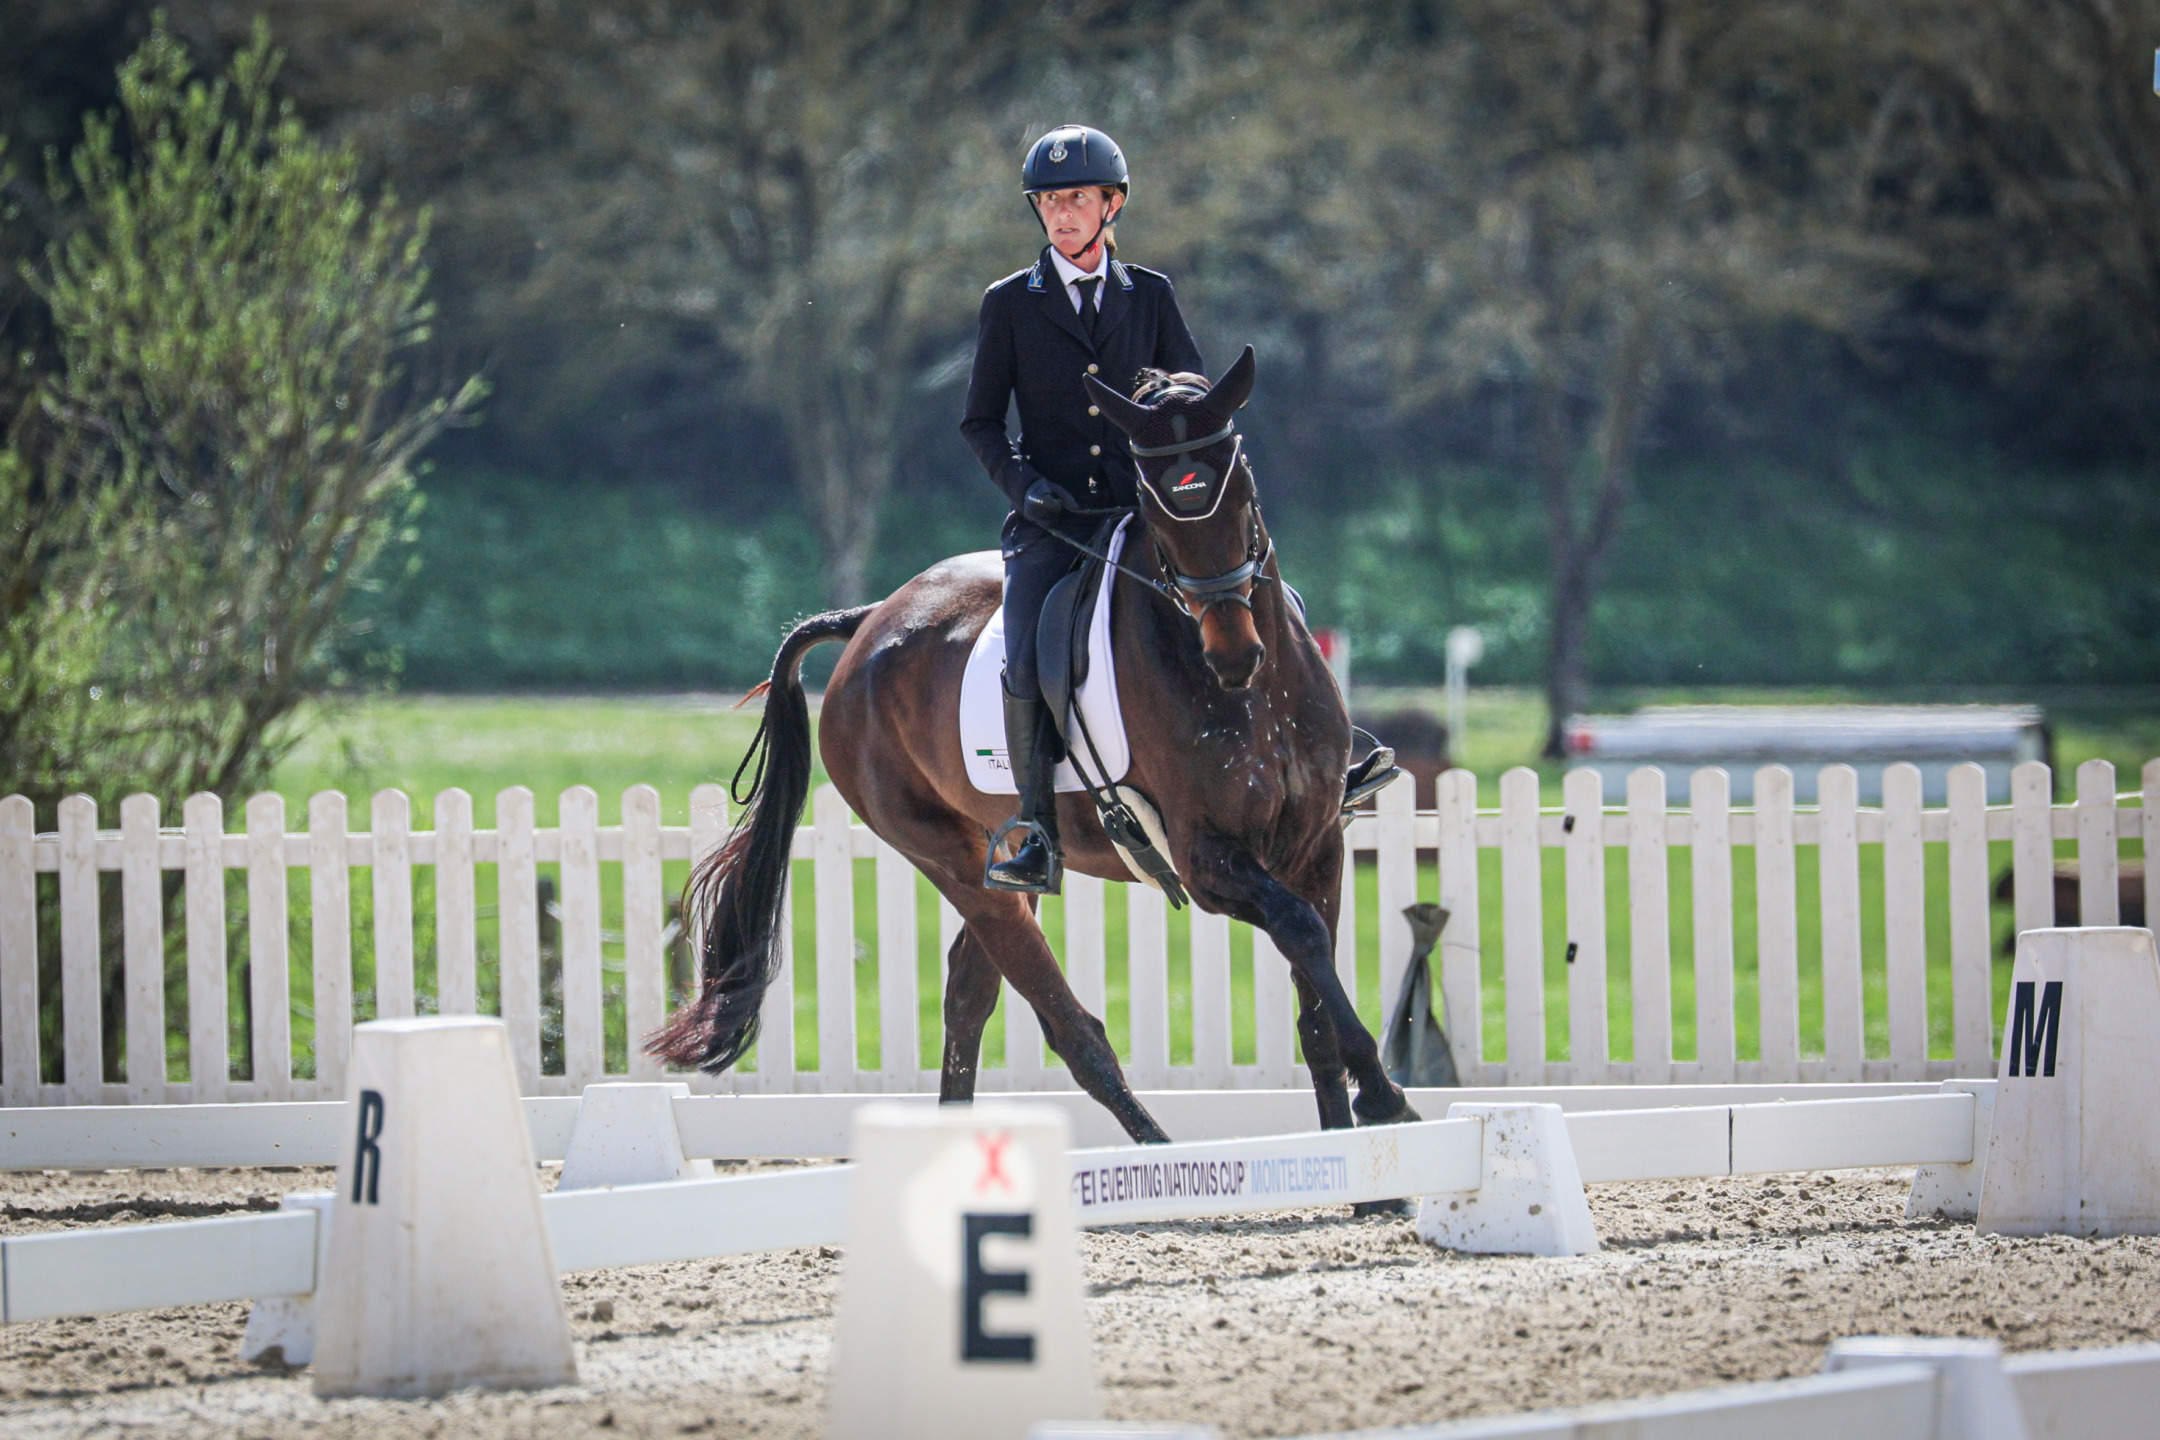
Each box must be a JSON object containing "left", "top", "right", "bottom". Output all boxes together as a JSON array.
[{"left": 984, "top": 683, "right": 1063, "bottom": 894}]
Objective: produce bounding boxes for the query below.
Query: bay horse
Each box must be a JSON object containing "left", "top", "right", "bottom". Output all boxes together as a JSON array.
[{"left": 650, "top": 346, "right": 1416, "bottom": 1144}]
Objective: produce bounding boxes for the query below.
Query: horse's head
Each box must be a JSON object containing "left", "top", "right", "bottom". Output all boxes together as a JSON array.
[{"left": 1085, "top": 346, "right": 1269, "bottom": 690}]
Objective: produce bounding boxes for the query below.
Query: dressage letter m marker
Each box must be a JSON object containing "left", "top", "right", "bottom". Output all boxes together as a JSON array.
[{"left": 2008, "top": 980, "right": 2063, "bottom": 1078}]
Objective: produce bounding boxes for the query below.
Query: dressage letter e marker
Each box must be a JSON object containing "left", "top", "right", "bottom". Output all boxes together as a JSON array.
[
  {"left": 962, "top": 1213, "right": 1034, "bottom": 1362},
  {"left": 827, "top": 1102, "right": 1097, "bottom": 1437}
]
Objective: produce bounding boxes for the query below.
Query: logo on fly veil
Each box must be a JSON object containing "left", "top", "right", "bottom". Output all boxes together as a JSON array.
[{"left": 1169, "top": 469, "right": 1208, "bottom": 498}]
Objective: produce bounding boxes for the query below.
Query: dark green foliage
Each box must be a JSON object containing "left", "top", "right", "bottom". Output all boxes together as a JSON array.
[
  {"left": 4, "top": 18, "right": 479, "bottom": 818},
  {"left": 378, "top": 442, "right": 2157, "bottom": 692},
  {"left": 355, "top": 470, "right": 1008, "bottom": 690},
  {"left": 3, "top": 20, "right": 476, "bottom": 1082},
  {"left": 353, "top": 473, "right": 825, "bottom": 690}
]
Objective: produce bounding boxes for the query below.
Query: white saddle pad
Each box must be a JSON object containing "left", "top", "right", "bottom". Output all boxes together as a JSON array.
[{"left": 961, "top": 517, "right": 1133, "bottom": 795}]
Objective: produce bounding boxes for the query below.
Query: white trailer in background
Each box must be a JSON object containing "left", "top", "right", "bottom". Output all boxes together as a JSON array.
[{"left": 1561, "top": 703, "right": 2048, "bottom": 803}]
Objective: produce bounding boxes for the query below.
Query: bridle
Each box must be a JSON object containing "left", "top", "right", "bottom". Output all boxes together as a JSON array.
[
  {"left": 1044, "top": 406, "right": 1276, "bottom": 626},
  {"left": 1128, "top": 393, "right": 1275, "bottom": 621},
  {"left": 1150, "top": 483, "right": 1274, "bottom": 621}
]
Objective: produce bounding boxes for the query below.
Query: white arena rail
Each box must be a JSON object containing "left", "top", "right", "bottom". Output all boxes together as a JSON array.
[
  {"left": 2, "top": 757, "right": 2152, "bottom": 1105},
  {"left": 1281, "top": 1345, "right": 2160, "bottom": 1440},
  {"left": 0, "top": 1081, "right": 1955, "bottom": 1170},
  {"left": 0, "top": 1093, "right": 1977, "bottom": 1325}
]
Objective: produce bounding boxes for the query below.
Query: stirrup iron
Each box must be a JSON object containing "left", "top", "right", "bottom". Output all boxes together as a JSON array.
[
  {"left": 1343, "top": 745, "right": 1404, "bottom": 815},
  {"left": 984, "top": 815, "right": 1063, "bottom": 894}
]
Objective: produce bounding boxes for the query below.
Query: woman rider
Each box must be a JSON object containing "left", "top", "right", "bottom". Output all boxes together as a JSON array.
[{"left": 960, "top": 124, "right": 1203, "bottom": 895}]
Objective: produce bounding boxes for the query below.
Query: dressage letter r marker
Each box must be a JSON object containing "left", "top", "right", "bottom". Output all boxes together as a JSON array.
[
  {"left": 962, "top": 1212, "right": 1034, "bottom": 1362},
  {"left": 352, "top": 1088, "right": 385, "bottom": 1204}
]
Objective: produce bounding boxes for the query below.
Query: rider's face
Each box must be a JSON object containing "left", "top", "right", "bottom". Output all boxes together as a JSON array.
[{"left": 1032, "top": 187, "right": 1124, "bottom": 263}]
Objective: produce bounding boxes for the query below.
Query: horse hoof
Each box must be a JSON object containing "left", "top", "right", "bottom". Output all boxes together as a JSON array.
[
  {"left": 1351, "top": 1197, "right": 1413, "bottom": 1218},
  {"left": 1354, "top": 1090, "right": 1421, "bottom": 1126}
]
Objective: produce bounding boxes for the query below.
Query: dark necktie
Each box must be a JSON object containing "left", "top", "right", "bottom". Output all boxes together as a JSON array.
[{"left": 1076, "top": 276, "right": 1100, "bottom": 338}]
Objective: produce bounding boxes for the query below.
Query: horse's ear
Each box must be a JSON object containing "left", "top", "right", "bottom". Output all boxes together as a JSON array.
[
  {"left": 1205, "top": 345, "right": 1257, "bottom": 416},
  {"left": 1084, "top": 373, "right": 1155, "bottom": 437}
]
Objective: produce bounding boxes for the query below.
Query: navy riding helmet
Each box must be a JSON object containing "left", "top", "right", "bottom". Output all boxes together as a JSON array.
[{"left": 1021, "top": 124, "right": 1130, "bottom": 223}]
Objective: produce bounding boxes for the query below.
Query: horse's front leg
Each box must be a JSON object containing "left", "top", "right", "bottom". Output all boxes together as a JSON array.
[
  {"left": 1290, "top": 969, "right": 1355, "bottom": 1130},
  {"left": 1191, "top": 837, "right": 1418, "bottom": 1128},
  {"left": 938, "top": 924, "right": 1003, "bottom": 1104}
]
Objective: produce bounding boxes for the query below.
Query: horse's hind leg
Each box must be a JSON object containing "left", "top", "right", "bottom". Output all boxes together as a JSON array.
[
  {"left": 940, "top": 925, "right": 1003, "bottom": 1104},
  {"left": 943, "top": 890, "right": 1169, "bottom": 1144}
]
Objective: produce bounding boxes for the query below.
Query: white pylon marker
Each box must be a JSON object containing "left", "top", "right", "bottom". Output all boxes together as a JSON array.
[
  {"left": 1824, "top": 1335, "right": 2030, "bottom": 1440},
  {"left": 557, "top": 1082, "right": 715, "bottom": 1190},
  {"left": 238, "top": 1191, "right": 334, "bottom": 1366},
  {"left": 311, "top": 1017, "right": 577, "bottom": 1398},
  {"left": 1909, "top": 1079, "right": 1996, "bottom": 1221},
  {"left": 1978, "top": 927, "right": 2160, "bottom": 1237},
  {"left": 827, "top": 1101, "right": 1098, "bottom": 1440},
  {"left": 1417, "top": 1103, "right": 1599, "bottom": 1257}
]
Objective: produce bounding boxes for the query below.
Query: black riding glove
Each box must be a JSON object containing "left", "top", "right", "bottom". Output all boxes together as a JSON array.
[{"left": 1022, "top": 478, "right": 1076, "bottom": 529}]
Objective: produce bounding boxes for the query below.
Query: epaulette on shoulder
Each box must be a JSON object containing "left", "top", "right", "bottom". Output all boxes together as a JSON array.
[
  {"left": 986, "top": 265, "right": 1036, "bottom": 296},
  {"left": 1116, "top": 261, "right": 1171, "bottom": 286}
]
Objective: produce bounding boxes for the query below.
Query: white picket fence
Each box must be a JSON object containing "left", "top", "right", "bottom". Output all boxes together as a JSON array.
[{"left": 1, "top": 757, "right": 2152, "bottom": 1106}]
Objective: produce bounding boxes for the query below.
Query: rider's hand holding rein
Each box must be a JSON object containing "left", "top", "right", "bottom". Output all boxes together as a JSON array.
[
  {"left": 959, "top": 124, "right": 1204, "bottom": 895},
  {"left": 1021, "top": 477, "right": 1073, "bottom": 528}
]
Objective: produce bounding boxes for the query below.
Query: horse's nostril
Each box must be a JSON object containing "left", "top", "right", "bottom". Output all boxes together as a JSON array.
[{"left": 1208, "top": 642, "right": 1265, "bottom": 689}]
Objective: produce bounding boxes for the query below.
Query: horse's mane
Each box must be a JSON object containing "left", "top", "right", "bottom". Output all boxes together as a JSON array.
[{"left": 1131, "top": 368, "right": 1210, "bottom": 403}]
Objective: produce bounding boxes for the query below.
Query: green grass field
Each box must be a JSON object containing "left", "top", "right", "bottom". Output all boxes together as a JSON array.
[{"left": 244, "top": 688, "right": 2158, "bottom": 1084}]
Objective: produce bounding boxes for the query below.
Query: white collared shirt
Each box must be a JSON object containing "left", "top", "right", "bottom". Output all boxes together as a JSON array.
[{"left": 1047, "top": 245, "right": 1111, "bottom": 315}]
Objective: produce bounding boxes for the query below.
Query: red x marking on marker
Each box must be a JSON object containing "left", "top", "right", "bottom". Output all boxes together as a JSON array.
[{"left": 975, "top": 1131, "right": 1014, "bottom": 1194}]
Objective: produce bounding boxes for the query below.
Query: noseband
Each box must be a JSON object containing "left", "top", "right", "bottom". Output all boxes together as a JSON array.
[{"left": 1151, "top": 500, "right": 1274, "bottom": 621}]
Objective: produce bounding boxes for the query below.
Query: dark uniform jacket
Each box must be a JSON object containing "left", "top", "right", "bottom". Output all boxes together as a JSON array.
[{"left": 961, "top": 246, "right": 1204, "bottom": 538}]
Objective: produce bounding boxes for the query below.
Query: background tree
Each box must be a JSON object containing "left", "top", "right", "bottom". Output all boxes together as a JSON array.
[
  {"left": 14, "top": 19, "right": 483, "bottom": 811},
  {"left": 1361, "top": 0, "right": 1905, "bottom": 753},
  {"left": 1862, "top": 0, "right": 2160, "bottom": 450},
  {"left": 6, "top": 1, "right": 2156, "bottom": 722},
  {"left": 437, "top": 2, "right": 1041, "bottom": 605}
]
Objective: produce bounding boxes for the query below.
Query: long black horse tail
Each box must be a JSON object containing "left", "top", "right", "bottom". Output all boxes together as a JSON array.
[{"left": 646, "top": 606, "right": 873, "bottom": 1074}]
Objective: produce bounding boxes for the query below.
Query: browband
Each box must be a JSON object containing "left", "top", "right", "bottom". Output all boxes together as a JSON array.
[{"left": 1128, "top": 420, "right": 1235, "bottom": 458}]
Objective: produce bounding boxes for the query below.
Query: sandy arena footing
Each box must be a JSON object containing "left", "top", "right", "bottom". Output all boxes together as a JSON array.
[{"left": 0, "top": 1164, "right": 2156, "bottom": 1438}]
